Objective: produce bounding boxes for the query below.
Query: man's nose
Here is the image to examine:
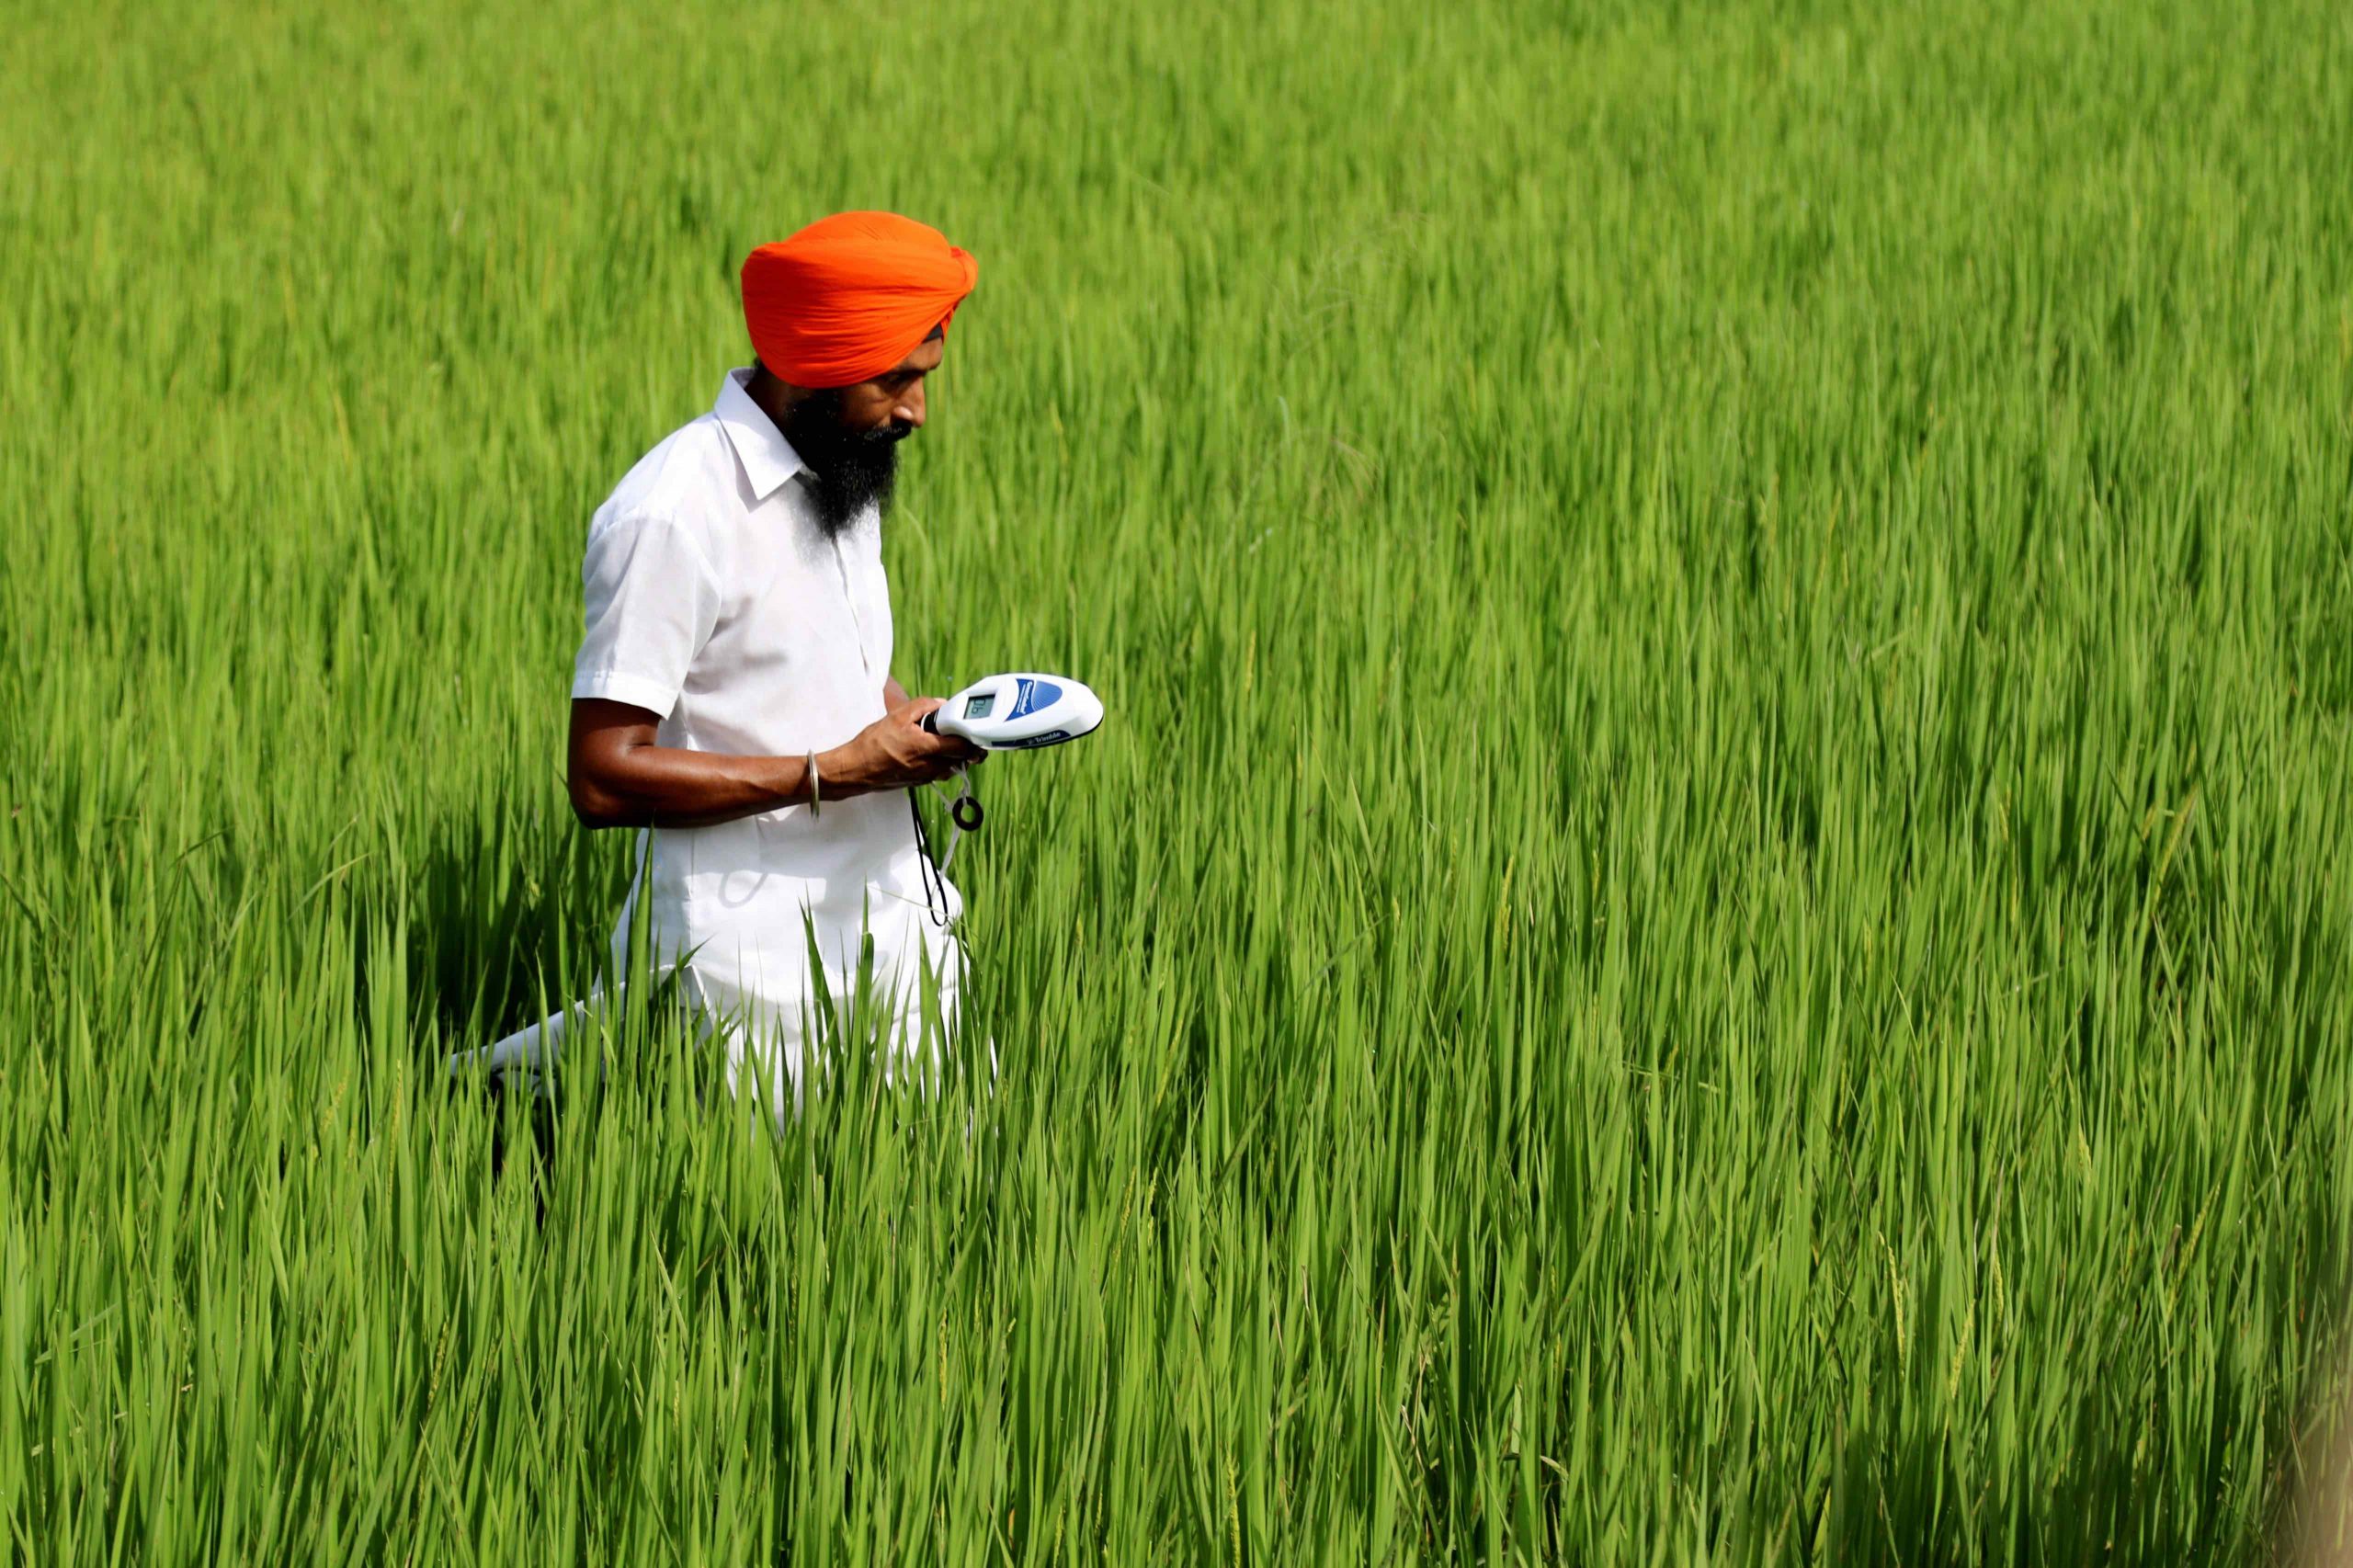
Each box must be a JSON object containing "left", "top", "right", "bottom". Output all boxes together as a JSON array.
[{"left": 894, "top": 382, "right": 926, "bottom": 429}]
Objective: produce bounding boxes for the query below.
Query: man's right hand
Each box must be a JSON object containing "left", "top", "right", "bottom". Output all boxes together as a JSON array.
[
  {"left": 567, "top": 697, "right": 981, "bottom": 830},
  {"left": 822, "top": 699, "right": 983, "bottom": 795}
]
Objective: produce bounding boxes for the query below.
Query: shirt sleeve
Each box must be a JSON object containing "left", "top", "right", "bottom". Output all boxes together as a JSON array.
[{"left": 570, "top": 509, "right": 722, "bottom": 720}]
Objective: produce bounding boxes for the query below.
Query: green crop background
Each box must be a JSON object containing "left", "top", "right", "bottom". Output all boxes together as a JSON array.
[{"left": 4, "top": 0, "right": 2351, "bottom": 1560}]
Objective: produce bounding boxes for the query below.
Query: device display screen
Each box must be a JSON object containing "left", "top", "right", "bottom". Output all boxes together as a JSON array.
[{"left": 964, "top": 694, "right": 995, "bottom": 719}]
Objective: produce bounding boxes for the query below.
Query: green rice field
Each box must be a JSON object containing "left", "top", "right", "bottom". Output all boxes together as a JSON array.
[{"left": 5, "top": 0, "right": 2352, "bottom": 1559}]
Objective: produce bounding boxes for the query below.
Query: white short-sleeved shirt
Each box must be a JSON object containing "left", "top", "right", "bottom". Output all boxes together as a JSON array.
[{"left": 572, "top": 368, "right": 954, "bottom": 926}]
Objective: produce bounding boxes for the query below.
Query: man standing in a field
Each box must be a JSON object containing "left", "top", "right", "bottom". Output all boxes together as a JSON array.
[{"left": 460, "top": 211, "right": 984, "bottom": 1122}]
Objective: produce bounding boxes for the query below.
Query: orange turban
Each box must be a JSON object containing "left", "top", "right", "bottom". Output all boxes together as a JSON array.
[{"left": 740, "top": 212, "right": 979, "bottom": 389}]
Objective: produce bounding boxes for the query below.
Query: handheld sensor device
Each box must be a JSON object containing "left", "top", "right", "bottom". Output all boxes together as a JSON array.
[
  {"left": 921, "top": 673, "right": 1105, "bottom": 751},
  {"left": 908, "top": 672, "right": 1104, "bottom": 927}
]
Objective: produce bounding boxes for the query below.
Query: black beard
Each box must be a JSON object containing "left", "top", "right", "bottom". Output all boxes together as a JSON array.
[{"left": 780, "top": 391, "right": 909, "bottom": 539}]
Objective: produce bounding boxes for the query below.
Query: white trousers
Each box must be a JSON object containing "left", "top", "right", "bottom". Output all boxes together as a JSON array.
[{"left": 449, "top": 877, "right": 983, "bottom": 1128}]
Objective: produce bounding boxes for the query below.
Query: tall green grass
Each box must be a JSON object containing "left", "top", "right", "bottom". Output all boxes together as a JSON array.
[{"left": 4, "top": 0, "right": 2351, "bottom": 1558}]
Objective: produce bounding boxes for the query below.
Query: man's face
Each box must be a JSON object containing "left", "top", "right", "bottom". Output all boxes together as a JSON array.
[
  {"left": 779, "top": 333, "right": 945, "bottom": 538},
  {"left": 835, "top": 331, "right": 943, "bottom": 437}
]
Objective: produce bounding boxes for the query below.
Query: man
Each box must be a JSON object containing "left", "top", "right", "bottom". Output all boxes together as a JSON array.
[{"left": 464, "top": 211, "right": 985, "bottom": 1121}]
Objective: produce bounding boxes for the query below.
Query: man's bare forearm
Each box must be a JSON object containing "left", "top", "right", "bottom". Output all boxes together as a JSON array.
[
  {"left": 570, "top": 741, "right": 883, "bottom": 830},
  {"left": 567, "top": 694, "right": 976, "bottom": 831}
]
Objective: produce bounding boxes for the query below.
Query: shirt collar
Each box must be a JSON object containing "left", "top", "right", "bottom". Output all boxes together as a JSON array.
[{"left": 713, "top": 367, "right": 808, "bottom": 502}]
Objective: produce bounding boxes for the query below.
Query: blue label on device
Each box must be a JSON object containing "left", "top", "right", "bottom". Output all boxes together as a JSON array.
[{"left": 1008, "top": 678, "right": 1061, "bottom": 720}]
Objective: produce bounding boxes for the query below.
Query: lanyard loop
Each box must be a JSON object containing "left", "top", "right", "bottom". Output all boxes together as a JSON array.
[{"left": 908, "top": 766, "right": 979, "bottom": 928}]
